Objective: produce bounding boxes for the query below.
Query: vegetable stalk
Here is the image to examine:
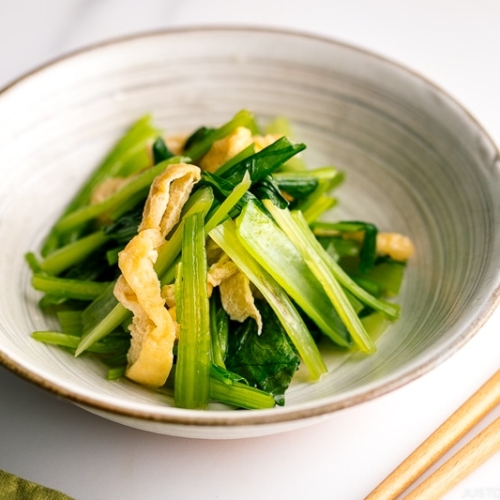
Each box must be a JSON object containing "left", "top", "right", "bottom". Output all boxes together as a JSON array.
[{"left": 175, "top": 211, "right": 211, "bottom": 409}]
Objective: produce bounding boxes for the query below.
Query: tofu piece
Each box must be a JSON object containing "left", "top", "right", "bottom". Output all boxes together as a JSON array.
[
  {"left": 114, "top": 163, "right": 201, "bottom": 388},
  {"left": 199, "top": 127, "right": 253, "bottom": 173}
]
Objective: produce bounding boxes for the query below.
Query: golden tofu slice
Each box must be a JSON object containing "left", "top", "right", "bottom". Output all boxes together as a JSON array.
[
  {"left": 140, "top": 162, "right": 201, "bottom": 237},
  {"left": 115, "top": 231, "right": 175, "bottom": 387},
  {"left": 114, "top": 163, "right": 201, "bottom": 388},
  {"left": 165, "top": 134, "right": 188, "bottom": 156},
  {"left": 219, "top": 270, "right": 263, "bottom": 334},
  {"left": 376, "top": 232, "right": 415, "bottom": 261},
  {"left": 206, "top": 254, "right": 239, "bottom": 295},
  {"left": 200, "top": 126, "right": 253, "bottom": 173},
  {"left": 345, "top": 230, "right": 414, "bottom": 262}
]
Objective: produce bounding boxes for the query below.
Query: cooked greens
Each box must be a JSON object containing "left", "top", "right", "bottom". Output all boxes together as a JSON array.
[{"left": 26, "top": 110, "right": 412, "bottom": 410}]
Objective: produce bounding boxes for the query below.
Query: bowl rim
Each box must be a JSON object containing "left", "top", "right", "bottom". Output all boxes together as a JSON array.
[{"left": 1, "top": 25, "right": 500, "bottom": 429}]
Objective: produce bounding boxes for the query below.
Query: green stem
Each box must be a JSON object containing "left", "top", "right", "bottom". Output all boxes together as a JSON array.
[
  {"left": 204, "top": 172, "right": 251, "bottom": 233},
  {"left": 175, "top": 211, "right": 211, "bottom": 409},
  {"left": 75, "top": 303, "right": 128, "bottom": 356},
  {"left": 210, "top": 290, "right": 229, "bottom": 368},
  {"left": 264, "top": 203, "right": 379, "bottom": 353},
  {"left": 40, "top": 230, "right": 110, "bottom": 275},
  {"left": 32, "top": 274, "right": 112, "bottom": 301},
  {"left": 33, "top": 331, "right": 129, "bottom": 354},
  {"left": 54, "top": 156, "right": 189, "bottom": 235},
  {"left": 265, "top": 201, "right": 399, "bottom": 319},
  {"left": 209, "top": 378, "right": 275, "bottom": 409},
  {"left": 42, "top": 115, "right": 161, "bottom": 254},
  {"left": 235, "top": 199, "right": 351, "bottom": 347}
]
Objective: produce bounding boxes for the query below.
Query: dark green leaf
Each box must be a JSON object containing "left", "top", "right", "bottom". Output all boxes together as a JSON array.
[
  {"left": 183, "top": 126, "right": 215, "bottom": 151},
  {"left": 103, "top": 206, "right": 143, "bottom": 244},
  {"left": 226, "top": 301, "right": 300, "bottom": 405},
  {"left": 250, "top": 175, "right": 289, "bottom": 209},
  {"left": 152, "top": 137, "right": 175, "bottom": 164},
  {"left": 274, "top": 176, "right": 318, "bottom": 199},
  {"left": 221, "top": 137, "right": 306, "bottom": 187}
]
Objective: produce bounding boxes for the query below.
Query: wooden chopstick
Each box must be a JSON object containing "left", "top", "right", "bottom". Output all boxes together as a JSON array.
[
  {"left": 404, "top": 415, "right": 500, "bottom": 499},
  {"left": 365, "top": 368, "right": 500, "bottom": 500}
]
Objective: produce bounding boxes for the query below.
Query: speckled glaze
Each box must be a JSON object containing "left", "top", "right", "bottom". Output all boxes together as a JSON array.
[{"left": 1, "top": 27, "right": 499, "bottom": 439}]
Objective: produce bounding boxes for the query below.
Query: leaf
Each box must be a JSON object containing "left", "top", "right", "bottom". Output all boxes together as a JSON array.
[
  {"left": 226, "top": 300, "right": 300, "bottom": 406},
  {"left": 103, "top": 206, "right": 143, "bottom": 244},
  {"left": 250, "top": 175, "right": 289, "bottom": 209},
  {"left": 221, "top": 136, "right": 306, "bottom": 186},
  {"left": 152, "top": 137, "right": 175, "bottom": 164},
  {"left": 184, "top": 126, "right": 216, "bottom": 151}
]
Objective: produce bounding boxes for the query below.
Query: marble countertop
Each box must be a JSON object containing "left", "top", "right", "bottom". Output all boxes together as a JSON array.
[{"left": 2, "top": 1, "right": 500, "bottom": 499}]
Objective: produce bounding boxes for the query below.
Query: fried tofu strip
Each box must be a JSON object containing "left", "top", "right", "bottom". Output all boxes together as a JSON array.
[
  {"left": 219, "top": 271, "right": 263, "bottom": 334},
  {"left": 114, "top": 163, "right": 200, "bottom": 388},
  {"left": 200, "top": 127, "right": 254, "bottom": 173},
  {"left": 345, "top": 230, "right": 414, "bottom": 262}
]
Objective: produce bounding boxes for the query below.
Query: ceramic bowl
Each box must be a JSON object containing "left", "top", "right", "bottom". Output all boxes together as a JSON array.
[{"left": 1, "top": 27, "right": 500, "bottom": 439}]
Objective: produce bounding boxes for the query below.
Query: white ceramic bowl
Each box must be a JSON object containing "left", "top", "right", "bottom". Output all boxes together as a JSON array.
[{"left": 1, "top": 27, "right": 500, "bottom": 439}]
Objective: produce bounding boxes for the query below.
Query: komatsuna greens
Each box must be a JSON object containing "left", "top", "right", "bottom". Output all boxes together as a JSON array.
[{"left": 26, "top": 110, "right": 414, "bottom": 410}]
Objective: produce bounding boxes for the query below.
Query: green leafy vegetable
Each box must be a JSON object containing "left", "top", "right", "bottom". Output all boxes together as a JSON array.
[
  {"left": 226, "top": 301, "right": 300, "bottom": 406},
  {"left": 220, "top": 136, "right": 306, "bottom": 187},
  {"left": 26, "top": 110, "right": 411, "bottom": 411}
]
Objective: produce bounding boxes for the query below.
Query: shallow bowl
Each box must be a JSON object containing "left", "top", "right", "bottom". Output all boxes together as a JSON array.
[{"left": 1, "top": 27, "right": 500, "bottom": 439}]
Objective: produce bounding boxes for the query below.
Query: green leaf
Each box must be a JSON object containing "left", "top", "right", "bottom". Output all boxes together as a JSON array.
[
  {"left": 220, "top": 136, "right": 306, "bottom": 187},
  {"left": 103, "top": 207, "right": 143, "bottom": 245},
  {"left": 274, "top": 167, "right": 342, "bottom": 201},
  {"left": 152, "top": 137, "right": 175, "bottom": 164},
  {"left": 226, "top": 301, "right": 300, "bottom": 406},
  {"left": 250, "top": 175, "right": 289, "bottom": 208},
  {"left": 312, "top": 221, "right": 378, "bottom": 272},
  {"left": 183, "top": 126, "right": 215, "bottom": 152}
]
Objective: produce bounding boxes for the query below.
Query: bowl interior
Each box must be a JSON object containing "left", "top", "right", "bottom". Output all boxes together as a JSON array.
[{"left": 1, "top": 28, "right": 500, "bottom": 431}]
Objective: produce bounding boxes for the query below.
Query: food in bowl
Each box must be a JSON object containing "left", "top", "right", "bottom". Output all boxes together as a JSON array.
[{"left": 26, "top": 109, "right": 413, "bottom": 410}]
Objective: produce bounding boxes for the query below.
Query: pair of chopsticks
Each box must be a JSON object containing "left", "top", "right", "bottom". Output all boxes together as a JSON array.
[{"left": 365, "top": 368, "right": 500, "bottom": 499}]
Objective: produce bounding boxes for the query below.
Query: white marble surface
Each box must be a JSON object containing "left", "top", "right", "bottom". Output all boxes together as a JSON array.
[{"left": 2, "top": 1, "right": 500, "bottom": 499}]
